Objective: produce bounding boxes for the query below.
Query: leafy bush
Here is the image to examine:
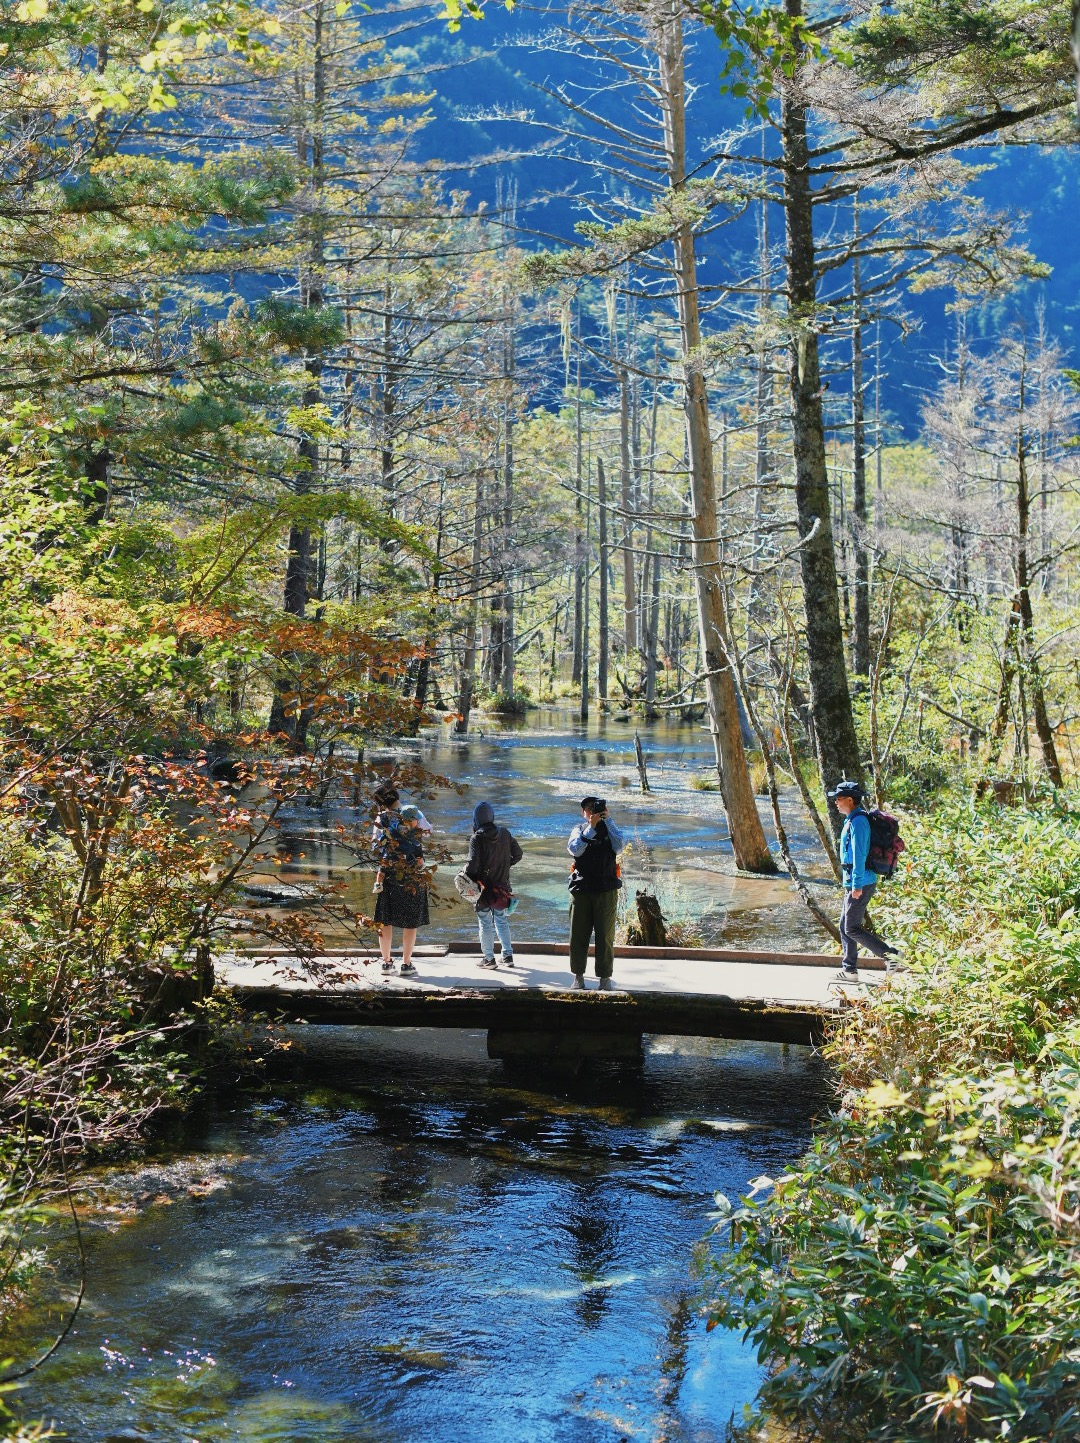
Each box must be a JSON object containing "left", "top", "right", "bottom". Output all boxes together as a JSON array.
[
  {"left": 706, "top": 801, "right": 1080, "bottom": 1441},
  {"left": 705, "top": 1043, "right": 1080, "bottom": 1442},
  {"left": 832, "top": 802, "right": 1080, "bottom": 1085}
]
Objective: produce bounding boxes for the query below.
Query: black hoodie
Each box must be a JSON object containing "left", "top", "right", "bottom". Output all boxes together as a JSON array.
[{"left": 465, "top": 822, "right": 523, "bottom": 899}]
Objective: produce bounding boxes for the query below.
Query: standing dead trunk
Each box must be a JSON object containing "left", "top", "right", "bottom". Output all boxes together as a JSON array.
[
  {"left": 572, "top": 357, "right": 585, "bottom": 686},
  {"left": 454, "top": 470, "right": 485, "bottom": 736},
  {"left": 501, "top": 288, "right": 516, "bottom": 700},
  {"left": 415, "top": 488, "right": 445, "bottom": 711},
  {"left": 618, "top": 363, "right": 638, "bottom": 661},
  {"left": 654, "top": 1, "right": 776, "bottom": 873},
  {"left": 643, "top": 347, "right": 662, "bottom": 715},
  {"left": 1014, "top": 349, "right": 1062, "bottom": 786},
  {"left": 597, "top": 455, "right": 610, "bottom": 703},
  {"left": 851, "top": 209, "right": 871, "bottom": 680},
  {"left": 581, "top": 458, "right": 592, "bottom": 723}
]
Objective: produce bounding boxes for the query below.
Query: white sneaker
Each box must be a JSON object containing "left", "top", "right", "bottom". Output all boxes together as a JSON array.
[
  {"left": 834, "top": 970, "right": 860, "bottom": 984},
  {"left": 570, "top": 975, "right": 585, "bottom": 990},
  {"left": 598, "top": 977, "right": 613, "bottom": 991}
]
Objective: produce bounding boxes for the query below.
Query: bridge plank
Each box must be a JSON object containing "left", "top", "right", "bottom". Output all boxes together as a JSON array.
[{"left": 218, "top": 944, "right": 880, "bottom": 1049}]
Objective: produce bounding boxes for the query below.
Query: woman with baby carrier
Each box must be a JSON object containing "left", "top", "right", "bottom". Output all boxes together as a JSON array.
[{"left": 371, "top": 783, "right": 431, "bottom": 976}]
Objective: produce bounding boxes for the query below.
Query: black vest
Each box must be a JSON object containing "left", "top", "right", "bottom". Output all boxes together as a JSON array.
[{"left": 569, "top": 819, "right": 621, "bottom": 894}]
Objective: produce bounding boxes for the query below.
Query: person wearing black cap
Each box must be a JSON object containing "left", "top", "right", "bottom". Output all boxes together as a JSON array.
[
  {"left": 465, "top": 801, "right": 523, "bottom": 969},
  {"left": 828, "top": 780, "right": 897, "bottom": 981},
  {"left": 566, "top": 797, "right": 625, "bottom": 990}
]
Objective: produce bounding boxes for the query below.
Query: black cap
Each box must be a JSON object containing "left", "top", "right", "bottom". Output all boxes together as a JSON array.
[
  {"left": 580, "top": 795, "right": 606, "bottom": 813},
  {"left": 826, "top": 780, "right": 863, "bottom": 801}
]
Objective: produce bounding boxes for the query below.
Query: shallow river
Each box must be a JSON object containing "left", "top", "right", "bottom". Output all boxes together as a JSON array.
[
  {"left": 14, "top": 1028, "right": 826, "bottom": 1442},
  {"left": 8, "top": 714, "right": 834, "bottom": 1440},
  {"left": 261, "top": 709, "right": 833, "bottom": 954}
]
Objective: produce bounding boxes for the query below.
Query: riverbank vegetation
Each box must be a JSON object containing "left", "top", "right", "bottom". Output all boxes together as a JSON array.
[
  {"left": 706, "top": 806, "right": 1080, "bottom": 1441},
  {"left": 1, "top": 0, "right": 1079, "bottom": 1433}
]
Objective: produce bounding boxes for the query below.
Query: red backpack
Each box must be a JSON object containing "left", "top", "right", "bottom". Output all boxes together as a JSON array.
[{"left": 865, "top": 809, "right": 905, "bottom": 879}]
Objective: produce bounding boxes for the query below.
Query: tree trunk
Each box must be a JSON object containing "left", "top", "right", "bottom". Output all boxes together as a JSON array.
[
  {"left": 572, "top": 359, "right": 585, "bottom": 685},
  {"left": 654, "top": 1, "right": 776, "bottom": 873},
  {"left": 580, "top": 457, "right": 592, "bottom": 723},
  {"left": 1014, "top": 351, "right": 1062, "bottom": 786},
  {"left": 618, "top": 364, "right": 638, "bottom": 660},
  {"left": 851, "top": 213, "right": 871, "bottom": 680},
  {"left": 643, "top": 349, "right": 662, "bottom": 714},
  {"left": 780, "top": 0, "right": 863, "bottom": 804},
  {"left": 415, "top": 487, "right": 445, "bottom": 710},
  {"left": 597, "top": 454, "right": 610, "bottom": 703},
  {"left": 454, "top": 470, "right": 484, "bottom": 736},
  {"left": 270, "top": 3, "right": 326, "bottom": 743},
  {"left": 501, "top": 294, "right": 516, "bottom": 698},
  {"left": 748, "top": 178, "right": 772, "bottom": 653}
]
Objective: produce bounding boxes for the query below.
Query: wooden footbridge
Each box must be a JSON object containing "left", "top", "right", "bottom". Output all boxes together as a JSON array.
[{"left": 218, "top": 941, "right": 886, "bottom": 1061}]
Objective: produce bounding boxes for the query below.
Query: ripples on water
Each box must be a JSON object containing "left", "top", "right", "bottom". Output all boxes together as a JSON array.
[{"left": 14, "top": 1028, "right": 827, "bottom": 1443}]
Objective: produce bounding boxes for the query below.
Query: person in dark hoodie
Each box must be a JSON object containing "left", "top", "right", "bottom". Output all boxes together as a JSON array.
[{"left": 465, "top": 801, "right": 523, "bottom": 970}]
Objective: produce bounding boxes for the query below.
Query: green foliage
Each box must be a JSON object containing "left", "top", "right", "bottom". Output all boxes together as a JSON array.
[
  {"left": 255, "top": 297, "right": 347, "bottom": 354},
  {"left": 850, "top": 0, "right": 1074, "bottom": 102},
  {"left": 696, "top": 0, "right": 836, "bottom": 118},
  {"left": 833, "top": 803, "right": 1080, "bottom": 1085},
  {"left": 439, "top": 0, "right": 514, "bottom": 35},
  {"left": 707, "top": 804, "right": 1080, "bottom": 1440},
  {"left": 706, "top": 1045, "right": 1080, "bottom": 1442}
]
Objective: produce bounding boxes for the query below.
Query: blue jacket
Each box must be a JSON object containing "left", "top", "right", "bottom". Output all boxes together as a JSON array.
[{"left": 840, "top": 810, "right": 874, "bottom": 890}]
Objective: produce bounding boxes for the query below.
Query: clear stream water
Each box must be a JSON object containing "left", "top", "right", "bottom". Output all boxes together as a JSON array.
[{"left": 7, "top": 715, "right": 835, "bottom": 1441}]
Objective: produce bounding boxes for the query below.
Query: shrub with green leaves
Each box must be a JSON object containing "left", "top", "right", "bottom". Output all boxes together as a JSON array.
[
  {"left": 832, "top": 802, "right": 1080, "bottom": 1086},
  {"left": 705, "top": 1044, "right": 1080, "bottom": 1442},
  {"left": 706, "top": 802, "right": 1080, "bottom": 1440}
]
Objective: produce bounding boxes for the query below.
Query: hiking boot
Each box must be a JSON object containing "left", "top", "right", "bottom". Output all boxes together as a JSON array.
[
  {"left": 398, "top": 961, "right": 417, "bottom": 976},
  {"left": 570, "top": 974, "right": 585, "bottom": 990},
  {"left": 478, "top": 957, "right": 498, "bottom": 970},
  {"left": 834, "top": 969, "right": 860, "bottom": 984},
  {"left": 598, "top": 977, "right": 613, "bottom": 991}
]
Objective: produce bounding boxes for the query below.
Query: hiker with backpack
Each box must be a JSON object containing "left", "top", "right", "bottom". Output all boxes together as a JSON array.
[
  {"left": 463, "top": 801, "right": 523, "bottom": 970},
  {"left": 828, "top": 780, "right": 903, "bottom": 983},
  {"left": 372, "top": 783, "right": 432, "bottom": 977}
]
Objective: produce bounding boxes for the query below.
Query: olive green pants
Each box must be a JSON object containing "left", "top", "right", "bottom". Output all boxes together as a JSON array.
[{"left": 568, "top": 889, "right": 619, "bottom": 978}]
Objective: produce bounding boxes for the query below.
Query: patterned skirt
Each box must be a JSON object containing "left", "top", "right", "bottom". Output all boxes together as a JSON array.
[{"left": 374, "top": 870, "right": 430, "bottom": 930}]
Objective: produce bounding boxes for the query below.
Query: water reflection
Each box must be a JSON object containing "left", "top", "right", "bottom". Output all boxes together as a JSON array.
[
  {"left": 564, "top": 1166, "right": 623, "bottom": 1329},
  {"left": 12, "top": 1027, "right": 827, "bottom": 1443}
]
